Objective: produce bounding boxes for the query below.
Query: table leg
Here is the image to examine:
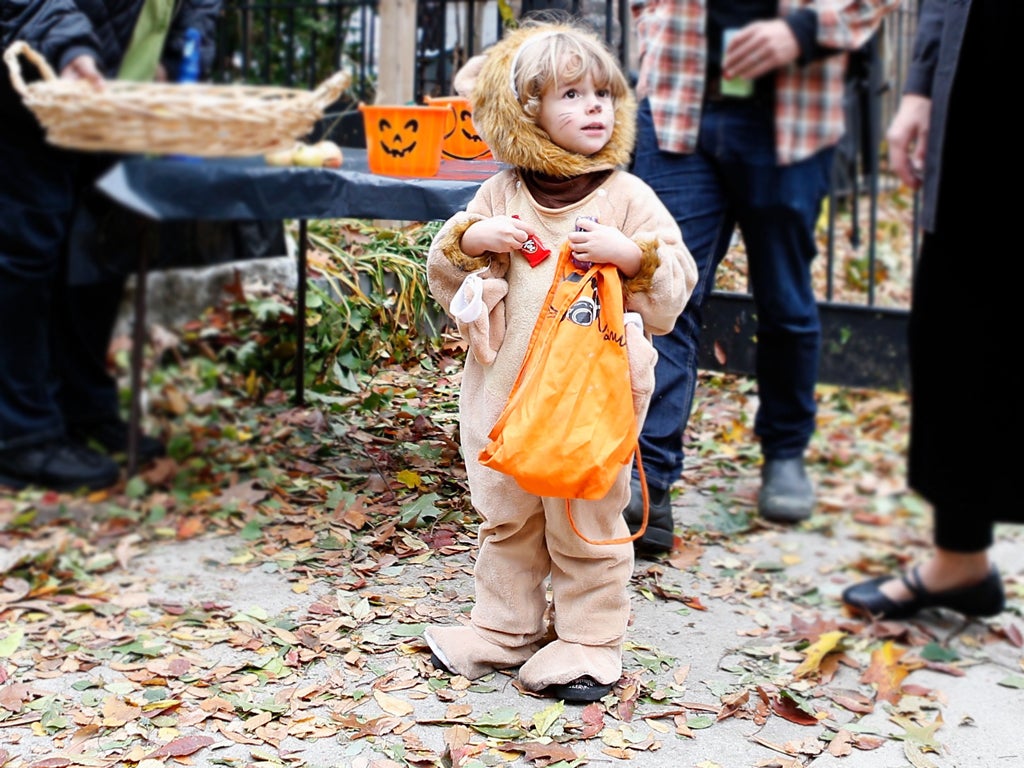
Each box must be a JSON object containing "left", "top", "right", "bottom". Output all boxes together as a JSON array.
[
  {"left": 127, "top": 224, "right": 155, "bottom": 477},
  {"left": 295, "top": 219, "right": 307, "bottom": 405}
]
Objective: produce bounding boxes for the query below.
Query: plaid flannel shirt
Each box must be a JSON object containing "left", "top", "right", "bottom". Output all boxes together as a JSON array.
[{"left": 630, "top": 0, "right": 900, "bottom": 165}]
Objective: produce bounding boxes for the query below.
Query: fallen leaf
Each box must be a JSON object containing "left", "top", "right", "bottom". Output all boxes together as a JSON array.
[
  {"left": 862, "top": 641, "right": 921, "bottom": 704},
  {"left": 373, "top": 689, "right": 414, "bottom": 716},
  {"left": 770, "top": 692, "right": 818, "bottom": 726},
  {"left": 793, "top": 630, "right": 846, "bottom": 678},
  {"left": 515, "top": 740, "right": 580, "bottom": 764},
  {"left": 143, "top": 734, "right": 215, "bottom": 758}
]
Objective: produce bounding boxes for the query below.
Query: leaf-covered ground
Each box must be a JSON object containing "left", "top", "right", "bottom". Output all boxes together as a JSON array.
[{"left": 1, "top": 200, "right": 1022, "bottom": 768}]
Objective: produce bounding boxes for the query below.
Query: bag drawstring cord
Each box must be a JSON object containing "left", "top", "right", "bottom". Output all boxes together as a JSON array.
[{"left": 565, "top": 447, "right": 650, "bottom": 546}]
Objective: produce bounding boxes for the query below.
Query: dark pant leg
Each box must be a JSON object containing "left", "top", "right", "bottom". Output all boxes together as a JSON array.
[
  {"left": 53, "top": 276, "right": 126, "bottom": 429},
  {"left": 0, "top": 130, "right": 78, "bottom": 450},
  {"left": 55, "top": 149, "right": 127, "bottom": 427},
  {"left": 630, "top": 99, "right": 736, "bottom": 491},
  {"left": 713, "top": 101, "right": 832, "bottom": 459}
]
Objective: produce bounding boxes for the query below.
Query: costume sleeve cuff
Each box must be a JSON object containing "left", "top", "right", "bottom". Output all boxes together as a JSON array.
[
  {"left": 437, "top": 216, "right": 492, "bottom": 272},
  {"left": 622, "top": 240, "right": 661, "bottom": 296}
]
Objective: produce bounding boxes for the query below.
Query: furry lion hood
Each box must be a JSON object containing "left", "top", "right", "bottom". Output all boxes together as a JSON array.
[{"left": 459, "top": 22, "right": 636, "bottom": 178}]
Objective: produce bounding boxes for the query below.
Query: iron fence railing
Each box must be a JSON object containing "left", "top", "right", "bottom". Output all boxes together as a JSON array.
[{"left": 211, "top": 0, "right": 920, "bottom": 390}]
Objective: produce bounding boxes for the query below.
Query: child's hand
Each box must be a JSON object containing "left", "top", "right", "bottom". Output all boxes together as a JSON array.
[
  {"left": 568, "top": 218, "right": 642, "bottom": 277},
  {"left": 461, "top": 216, "right": 532, "bottom": 257}
]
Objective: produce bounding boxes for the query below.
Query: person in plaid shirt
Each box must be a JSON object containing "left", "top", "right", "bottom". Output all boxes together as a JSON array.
[{"left": 623, "top": 0, "right": 899, "bottom": 552}]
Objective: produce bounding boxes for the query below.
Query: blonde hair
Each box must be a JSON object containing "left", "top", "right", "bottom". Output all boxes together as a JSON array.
[{"left": 509, "top": 23, "right": 630, "bottom": 121}]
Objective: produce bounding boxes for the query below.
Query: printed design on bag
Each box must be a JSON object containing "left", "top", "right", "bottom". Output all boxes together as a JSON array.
[
  {"left": 553, "top": 273, "right": 629, "bottom": 347},
  {"left": 565, "top": 275, "right": 600, "bottom": 326}
]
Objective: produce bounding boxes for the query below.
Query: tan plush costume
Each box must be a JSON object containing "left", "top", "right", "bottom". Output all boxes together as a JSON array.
[{"left": 425, "top": 23, "right": 698, "bottom": 694}]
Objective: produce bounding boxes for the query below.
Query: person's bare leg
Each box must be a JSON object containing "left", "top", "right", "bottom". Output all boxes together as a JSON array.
[{"left": 878, "top": 548, "right": 992, "bottom": 602}]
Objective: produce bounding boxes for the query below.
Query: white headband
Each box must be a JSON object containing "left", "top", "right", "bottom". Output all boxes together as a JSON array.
[{"left": 509, "top": 31, "right": 559, "bottom": 101}]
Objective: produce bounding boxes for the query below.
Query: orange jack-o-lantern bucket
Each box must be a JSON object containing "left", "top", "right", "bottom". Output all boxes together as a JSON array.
[
  {"left": 423, "top": 95, "right": 493, "bottom": 161},
  {"left": 360, "top": 104, "right": 448, "bottom": 177}
]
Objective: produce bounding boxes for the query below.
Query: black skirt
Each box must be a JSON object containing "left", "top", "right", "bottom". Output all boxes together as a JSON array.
[{"left": 907, "top": 0, "right": 1022, "bottom": 550}]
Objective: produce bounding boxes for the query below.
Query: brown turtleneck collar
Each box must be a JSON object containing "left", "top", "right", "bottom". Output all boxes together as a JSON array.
[{"left": 520, "top": 168, "right": 613, "bottom": 209}]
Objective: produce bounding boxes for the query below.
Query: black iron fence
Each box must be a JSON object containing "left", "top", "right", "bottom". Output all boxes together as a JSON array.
[{"left": 211, "top": 0, "right": 920, "bottom": 391}]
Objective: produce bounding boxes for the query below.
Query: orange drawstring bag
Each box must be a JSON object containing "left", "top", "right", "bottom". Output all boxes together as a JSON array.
[{"left": 479, "top": 242, "right": 648, "bottom": 544}]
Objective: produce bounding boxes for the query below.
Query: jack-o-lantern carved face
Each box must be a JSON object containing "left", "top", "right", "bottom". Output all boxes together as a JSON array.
[
  {"left": 427, "top": 96, "right": 493, "bottom": 161},
  {"left": 378, "top": 118, "right": 421, "bottom": 158},
  {"left": 443, "top": 106, "right": 491, "bottom": 160},
  {"left": 361, "top": 103, "right": 447, "bottom": 176}
]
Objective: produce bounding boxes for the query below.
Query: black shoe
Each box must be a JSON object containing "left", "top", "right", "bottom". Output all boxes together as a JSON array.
[
  {"left": 540, "top": 676, "right": 613, "bottom": 703},
  {"left": 0, "top": 438, "right": 120, "bottom": 493},
  {"left": 430, "top": 652, "right": 454, "bottom": 675},
  {"left": 757, "top": 457, "right": 814, "bottom": 522},
  {"left": 69, "top": 419, "right": 165, "bottom": 464},
  {"left": 842, "top": 566, "right": 1005, "bottom": 621},
  {"left": 623, "top": 476, "right": 674, "bottom": 555}
]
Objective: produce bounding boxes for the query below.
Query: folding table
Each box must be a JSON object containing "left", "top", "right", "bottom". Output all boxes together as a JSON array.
[{"left": 96, "top": 149, "right": 501, "bottom": 474}]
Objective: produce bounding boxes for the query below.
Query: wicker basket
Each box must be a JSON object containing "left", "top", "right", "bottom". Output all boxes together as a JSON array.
[{"left": 3, "top": 41, "right": 351, "bottom": 157}]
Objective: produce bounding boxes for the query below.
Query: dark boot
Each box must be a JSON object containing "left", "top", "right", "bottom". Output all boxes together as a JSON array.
[
  {"left": 757, "top": 457, "right": 814, "bottom": 522},
  {"left": 622, "top": 476, "right": 675, "bottom": 555}
]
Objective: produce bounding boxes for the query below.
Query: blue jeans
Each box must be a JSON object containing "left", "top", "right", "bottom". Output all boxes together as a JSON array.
[{"left": 631, "top": 97, "right": 834, "bottom": 491}]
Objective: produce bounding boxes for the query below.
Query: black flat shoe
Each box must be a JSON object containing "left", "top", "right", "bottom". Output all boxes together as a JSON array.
[
  {"left": 430, "top": 652, "right": 454, "bottom": 675},
  {"left": 540, "top": 676, "right": 612, "bottom": 703},
  {"left": 842, "top": 566, "right": 1005, "bottom": 621}
]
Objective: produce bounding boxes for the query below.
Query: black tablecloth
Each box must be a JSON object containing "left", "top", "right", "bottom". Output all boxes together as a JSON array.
[{"left": 96, "top": 148, "right": 501, "bottom": 222}]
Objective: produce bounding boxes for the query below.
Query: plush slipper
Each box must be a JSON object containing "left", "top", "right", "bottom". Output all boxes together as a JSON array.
[
  {"left": 423, "top": 625, "right": 538, "bottom": 680},
  {"left": 540, "top": 676, "right": 612, "bottom": 703},
  {"left": 841, "top": 565, "right": 1005, "bottom": 620}
]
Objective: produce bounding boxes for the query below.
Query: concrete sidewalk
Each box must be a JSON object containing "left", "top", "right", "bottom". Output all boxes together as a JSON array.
[{"left": 2, "top": 476, "right": 1021, "bottom": 768}]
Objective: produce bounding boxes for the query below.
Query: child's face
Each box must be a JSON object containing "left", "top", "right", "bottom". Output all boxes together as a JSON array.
[{"left": 536, "top": 72, "right": 614, "bottom": 157}]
